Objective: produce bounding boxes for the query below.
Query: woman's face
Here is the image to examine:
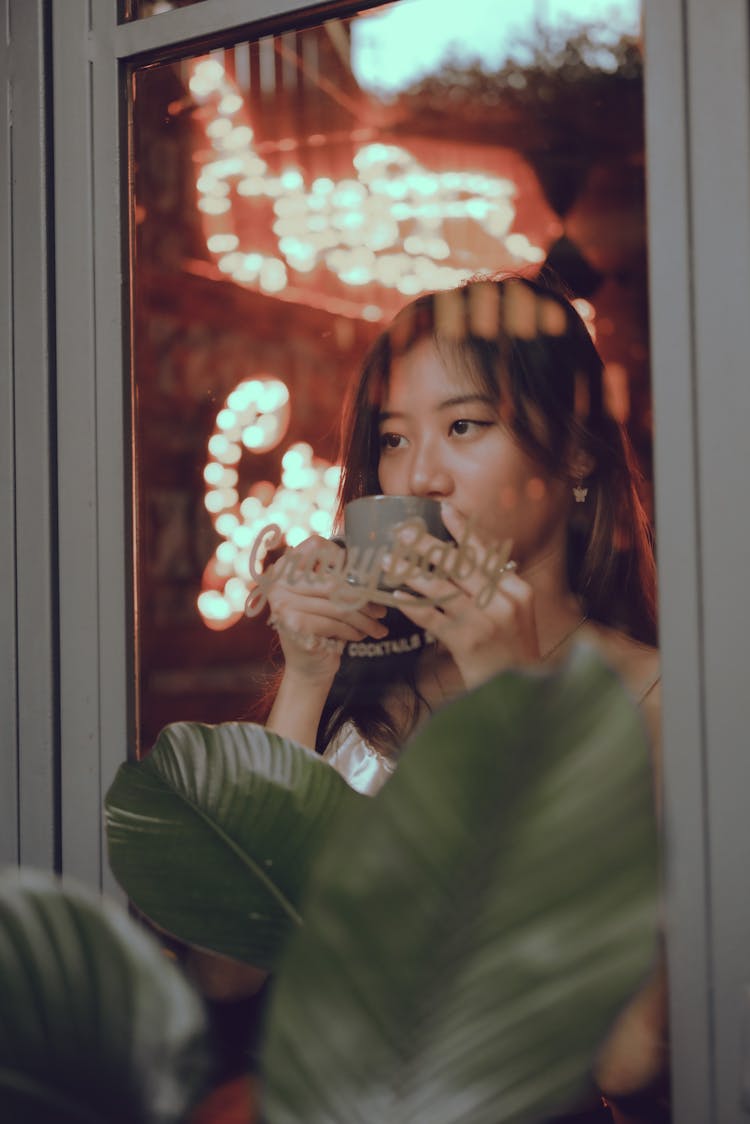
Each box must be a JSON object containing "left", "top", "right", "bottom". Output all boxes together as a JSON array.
[{"left": 376, "top": 337, "right": 571, "bottom": 569}]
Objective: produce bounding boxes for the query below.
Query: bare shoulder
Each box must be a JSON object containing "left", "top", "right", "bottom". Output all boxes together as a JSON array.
[
  {"left": 579, "top": 621, "right": 660, "bottom": 705},
  {"left": 581, "top": 622, "right": 663, "bottom": 805}
]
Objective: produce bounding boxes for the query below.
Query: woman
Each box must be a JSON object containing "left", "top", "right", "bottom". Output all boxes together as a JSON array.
[
  {"left": 200, "top": 276, "right": 668, "bottom": 1122},
  {"left": 266, "top": 277, "right": 659, "bottom": 778}
]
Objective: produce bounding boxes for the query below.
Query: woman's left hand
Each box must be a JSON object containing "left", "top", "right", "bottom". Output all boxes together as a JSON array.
[{"left": 389, "top": 504, "right": 542, "bottom": 690}]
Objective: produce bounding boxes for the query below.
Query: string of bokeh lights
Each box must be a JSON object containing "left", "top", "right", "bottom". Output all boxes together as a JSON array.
[
  {"left": 188, "top": 54, "right": 546, "bottom": 309},
  {"left": 198, "top": 376, "right": 340, "bottom": 629}
]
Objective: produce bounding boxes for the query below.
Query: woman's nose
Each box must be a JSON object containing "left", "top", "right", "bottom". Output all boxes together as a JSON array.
[{"left": 408, "top": 441, "right": 452, "bottom": 498}]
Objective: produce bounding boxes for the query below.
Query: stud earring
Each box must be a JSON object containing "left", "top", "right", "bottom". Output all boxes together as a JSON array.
[{"left": 572, "top": 478, "right": 589, "bottom": 504}]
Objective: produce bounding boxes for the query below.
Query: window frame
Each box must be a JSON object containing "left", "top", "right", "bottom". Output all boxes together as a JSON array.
[
  {"left": 1, "top": 0, "right": 58, "bottom": 871},
  {"left": 18, "top": 0, "right": 748, "bottom": 1118}
]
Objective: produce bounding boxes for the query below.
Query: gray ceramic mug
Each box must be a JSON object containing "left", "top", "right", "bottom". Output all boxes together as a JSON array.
[
  {"left": 339, "top": 495, "right": 453, "bottom": 661},
  {"left": 343, "top": 494, "right": 451, "bottom": 560}
]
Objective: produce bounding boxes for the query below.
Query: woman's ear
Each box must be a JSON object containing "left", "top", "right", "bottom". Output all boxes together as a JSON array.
[{"left": 567, "top": 448, "right": 596, "bottom": 481}]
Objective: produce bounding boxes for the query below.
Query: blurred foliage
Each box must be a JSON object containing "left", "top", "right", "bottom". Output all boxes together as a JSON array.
[{"left": 397, "top": 25, "right": 642, "bottom": 109}]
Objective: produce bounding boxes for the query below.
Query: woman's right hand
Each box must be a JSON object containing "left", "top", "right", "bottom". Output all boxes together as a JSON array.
[{"left": 266, "top": 535, "right": 389, "bottom": 684}]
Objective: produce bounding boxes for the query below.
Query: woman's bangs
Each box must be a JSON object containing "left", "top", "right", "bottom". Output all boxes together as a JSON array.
[{"left": 433, "top": 333, "right": 503, "bottom": 403}]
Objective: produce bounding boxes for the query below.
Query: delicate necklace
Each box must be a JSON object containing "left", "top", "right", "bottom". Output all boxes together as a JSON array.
[{"left": 541, "top": 615, "right": 588, "bottom": 663}]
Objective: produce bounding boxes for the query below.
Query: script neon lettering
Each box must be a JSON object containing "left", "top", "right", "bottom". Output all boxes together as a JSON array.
[{"left": 244, "top": 517, "right": 514, "bottom": 618}]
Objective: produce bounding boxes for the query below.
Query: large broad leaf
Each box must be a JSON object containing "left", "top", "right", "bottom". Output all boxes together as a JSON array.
[
  {"left": 0, "top": 868, "right": 211, "bottom": 1124},
  {"left": 262, "top": 646, "right": 660, "bottom": 1124},
  {"left": 105, "top": 722, "right": 364, "bottom": 969}
]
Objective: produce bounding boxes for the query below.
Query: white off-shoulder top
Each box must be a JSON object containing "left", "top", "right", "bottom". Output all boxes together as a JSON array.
[
  {"left": 321, "top": 721, "right": 396, "bottom": 795},
  {"left": 321, "top": 628, "right": 661, "bottom": 800}
]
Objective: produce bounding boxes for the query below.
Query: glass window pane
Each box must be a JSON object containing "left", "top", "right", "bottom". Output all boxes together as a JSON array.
[{"left": 129, "top": 0, "right": 649, "bottom": 753}]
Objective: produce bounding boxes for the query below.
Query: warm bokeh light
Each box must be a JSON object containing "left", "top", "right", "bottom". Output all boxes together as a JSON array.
[
  {"left": 526, "top": 477, "right": 547, "bottom": 502},
  {"left": 198, "top": 377, "right": 341, "bottom": 629},
  {"left": 604, "top": 361, "right": 631, "bottom": 422},
  {"left": 572, "top": 297, "right": 597, "bottom": 340},
  {"left": 187, "top": 58, "right": 548, "bottom": 315}
]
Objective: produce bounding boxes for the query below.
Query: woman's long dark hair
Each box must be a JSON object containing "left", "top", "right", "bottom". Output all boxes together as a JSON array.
[{"left": 320, "top": 276, "right": 657, "bottom": 754}]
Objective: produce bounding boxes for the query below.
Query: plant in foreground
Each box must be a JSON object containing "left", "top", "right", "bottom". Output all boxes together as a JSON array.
[{"left": 1, "top": 647, "right": 659, "bottom": 1123}]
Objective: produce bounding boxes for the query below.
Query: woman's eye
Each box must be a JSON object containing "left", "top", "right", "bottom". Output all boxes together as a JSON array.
[
  {"left": 379, "top": 432, "right": 406, "bottom": 450},
  {"left": 450, "top": 419, "right": 489, "bottom": 436}
]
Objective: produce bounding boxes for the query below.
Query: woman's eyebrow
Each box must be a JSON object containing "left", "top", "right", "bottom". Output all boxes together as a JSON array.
[
  {"left": 436, "top": 393, "right": 495, "bottom": 411},
  {"left": 378, "top": 393, "right": 494, "bottom": 424}
]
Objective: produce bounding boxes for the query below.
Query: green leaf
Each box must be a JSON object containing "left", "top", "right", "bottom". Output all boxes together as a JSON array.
[
  {"left": 0, "top": 868, "right": 211, "bottom": 1124},
  {"left": 262, "top": 646, "right": 660, "bottom": 1124},
  {"left": 105, "top": 722, "right": 365, "bottom": 969}
]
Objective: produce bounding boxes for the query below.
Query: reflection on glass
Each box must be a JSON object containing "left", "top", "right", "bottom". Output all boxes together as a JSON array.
[
  {"left": 130, "top": 0, "right": 647, "bottom": 751},
  {"left": 123, "top": 0, "right": 208, "bottom": 21}
]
